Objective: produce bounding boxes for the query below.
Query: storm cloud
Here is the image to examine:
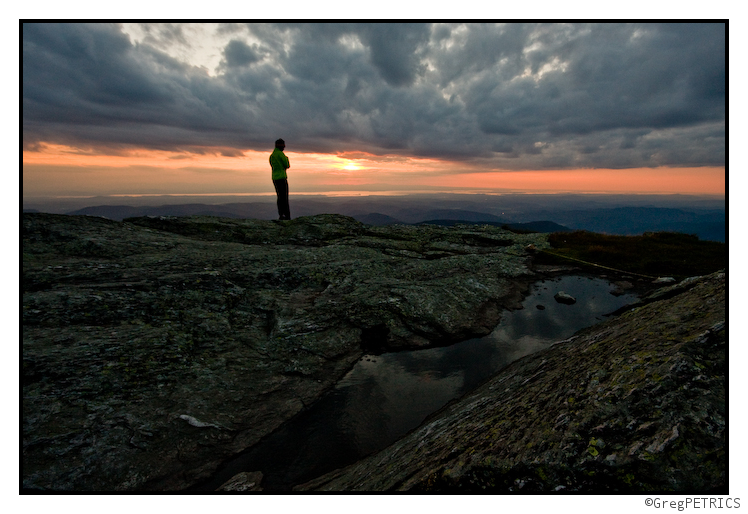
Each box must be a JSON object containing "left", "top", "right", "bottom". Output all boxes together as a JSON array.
[{"left": 22, "top": 22, "right": 725, "bottom": 170}]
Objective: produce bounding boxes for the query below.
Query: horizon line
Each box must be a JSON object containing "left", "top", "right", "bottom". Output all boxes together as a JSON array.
[{"left": 23, "top": 190, "right": 727, "bottom": 200}]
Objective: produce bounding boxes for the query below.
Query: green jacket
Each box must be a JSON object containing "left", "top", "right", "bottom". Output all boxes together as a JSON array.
[{"left": 269, "top": 148, "right": 290, "bottom": 180}]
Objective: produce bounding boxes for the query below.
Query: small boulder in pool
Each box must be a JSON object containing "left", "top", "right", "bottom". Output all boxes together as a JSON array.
[{"left": 554, "top": 291, "right": 576, "bottom": 305}]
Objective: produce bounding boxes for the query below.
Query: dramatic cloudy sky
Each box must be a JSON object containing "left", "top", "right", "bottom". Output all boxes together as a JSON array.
[{"left": 22, "top": 22, "right": 726, "bottom": 196}]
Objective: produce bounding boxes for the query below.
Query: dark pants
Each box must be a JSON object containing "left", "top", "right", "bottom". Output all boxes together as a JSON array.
[{"left": 273, "top": 178, "right": 291, "bottom": 220}]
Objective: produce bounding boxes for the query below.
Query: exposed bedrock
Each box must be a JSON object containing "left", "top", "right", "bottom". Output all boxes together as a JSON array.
[{"left": 23, "top": 213, "right": 545, "bottom": 491}]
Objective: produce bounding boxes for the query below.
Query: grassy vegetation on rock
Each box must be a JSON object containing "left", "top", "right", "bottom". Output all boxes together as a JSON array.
[{"left": 538, "top": 231, "right": 725, "bottom": 279}]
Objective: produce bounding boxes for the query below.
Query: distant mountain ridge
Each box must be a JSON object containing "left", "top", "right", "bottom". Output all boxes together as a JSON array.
[
  {"left": 65, "top": 201, "right": 725, "bottom": 242},
  {"left": 418, "top": 219, "right": 572, "bottom": 234},
  {"left": 66, "top": 204, "right": 571, "bottom": 234},
  {"left": 543, "top": 206, "right": 725, "bottom": 243},
  {"left": 398, "top": 208, "right": 507, "bottom": 224},
  {"left": 353, "top": 213, "right": 402, "bottom": 226},
  {"left": 67, "top": 203, "right": 277, "bottom": 220}
]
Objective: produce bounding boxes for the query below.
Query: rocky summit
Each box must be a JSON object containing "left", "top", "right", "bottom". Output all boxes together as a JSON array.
[
  {"left": 22, "top": 213, "right": 546, "bottom": 491},
  {"left": 298, "top": 271, "right": 725, "bottom": 493}
]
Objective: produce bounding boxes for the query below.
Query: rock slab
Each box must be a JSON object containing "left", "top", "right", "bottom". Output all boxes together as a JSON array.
[{"left": 23, "top": 213, "right": 545, "bottom": 491}]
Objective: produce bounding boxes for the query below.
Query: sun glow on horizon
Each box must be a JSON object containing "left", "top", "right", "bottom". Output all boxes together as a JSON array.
[{"left": 22, "top": 143, "right": 725, "bottom": 197}]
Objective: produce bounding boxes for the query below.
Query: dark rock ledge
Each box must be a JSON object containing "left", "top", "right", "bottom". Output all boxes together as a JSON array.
[
  {"left": 297, "top": 271, "right": 725, "bottom": 493},
  {"left": 22, "top": 213, "right": 546, "bottom": 491}
]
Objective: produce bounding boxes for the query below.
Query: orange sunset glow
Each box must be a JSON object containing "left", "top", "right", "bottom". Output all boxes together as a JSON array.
[{"left": 23, "top": 144, "right": 724, "bottom": 197}]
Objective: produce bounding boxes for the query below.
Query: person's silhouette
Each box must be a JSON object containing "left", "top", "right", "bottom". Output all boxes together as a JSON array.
[{"left": 269, "top": 138, "right": 291, "bottom": 220}]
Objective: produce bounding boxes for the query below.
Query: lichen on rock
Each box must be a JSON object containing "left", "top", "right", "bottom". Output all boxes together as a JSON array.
[{"left": 23, "top": 213, "right": 546, "bottom": 491}]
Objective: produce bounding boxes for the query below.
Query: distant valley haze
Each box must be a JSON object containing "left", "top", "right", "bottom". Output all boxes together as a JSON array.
[{"left": 23, "top": 192, "right": 726, "bottom": 242}]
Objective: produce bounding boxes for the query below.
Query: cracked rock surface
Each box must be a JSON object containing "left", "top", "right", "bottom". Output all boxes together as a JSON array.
[{"left": 23, "top": 213, "right": 544, "bottom": 491}]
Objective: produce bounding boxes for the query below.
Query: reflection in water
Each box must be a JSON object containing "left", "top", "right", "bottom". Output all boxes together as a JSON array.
[
  {"left": 339, "top": 356, "right": 464, "bottom": 456},
  {"left": 196, "top": 275, "right": 638, "bottom": 491}
]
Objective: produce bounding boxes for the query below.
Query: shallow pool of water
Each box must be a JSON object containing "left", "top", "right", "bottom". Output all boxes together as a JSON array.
[{"left": 194, "top": 275, "right": 639, "bottom": 491}]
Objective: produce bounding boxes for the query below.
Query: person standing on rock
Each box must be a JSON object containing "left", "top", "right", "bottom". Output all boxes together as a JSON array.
[{"left": 269, "top": 139, "right": 291, "bottom": 220}]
